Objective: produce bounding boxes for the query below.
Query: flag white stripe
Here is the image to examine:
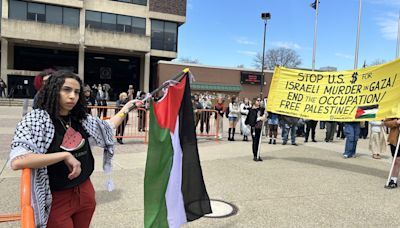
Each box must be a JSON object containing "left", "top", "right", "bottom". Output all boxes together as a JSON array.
[
  {"left": 165, "top": 117, "right": 187, "bottom": 228},
  {"left": 361, "top": 108, "right": 377, "bottom": 115}
]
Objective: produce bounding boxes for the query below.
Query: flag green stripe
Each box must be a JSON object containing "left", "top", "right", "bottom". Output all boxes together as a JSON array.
[
  {"left": 144, "top": 104, "right": 174, "bottom": 228},
  {"left": 356, "top": 114, "right": 376, "bottom": 119}
]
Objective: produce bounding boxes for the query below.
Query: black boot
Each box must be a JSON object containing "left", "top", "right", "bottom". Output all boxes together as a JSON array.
[
  {"left": 232, "top": 128, "right": 235, "bottom": 141},
  {"left": 269, "top": 139, "right": 272, "bottom": 144},
  {"left": 228, "top": 128, "right": 232, "bottom": 141}
]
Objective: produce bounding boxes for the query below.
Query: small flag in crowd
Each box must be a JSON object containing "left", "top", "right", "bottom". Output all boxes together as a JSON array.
[
  {"left": 144, "top": 74, "right": 212, "bottom": 228},
  {"left": 355, "top": 104, "right": 379, "bottom": 119},
  {"left": 310, "top": 0, "right": 320, "bottom": 10}
]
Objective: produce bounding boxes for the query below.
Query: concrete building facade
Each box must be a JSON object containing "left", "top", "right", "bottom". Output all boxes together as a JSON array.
[
  {"left": 0, "top": 0, "right": 186, "bottom": 99},
  {"left": 158, "top": 61, "right": 274, "bottom": 100}
]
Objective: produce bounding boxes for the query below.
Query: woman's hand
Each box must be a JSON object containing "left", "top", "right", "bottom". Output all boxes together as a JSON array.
[
  {"left": 122, "top": 99, "right": 143, "bottom": 113},
  {"left": 64, "top": 153, "right": 81, "bottom": 180}
]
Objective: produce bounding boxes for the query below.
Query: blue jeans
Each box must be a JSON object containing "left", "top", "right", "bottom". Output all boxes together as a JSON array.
[
  {"left": 343, "top": 123, "right": 360, "bottom": 157},
  {"left": 281, "top": 124, "right": 297, "bottom": 144}
]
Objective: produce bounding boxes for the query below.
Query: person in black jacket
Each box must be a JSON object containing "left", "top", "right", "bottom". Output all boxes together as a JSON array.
[
  {"left": 83, "top": 86, "right": 95, "bottom": 114},
  {"left": 246, "top": 98, "right": 266, "bottom": 161},
  {"left": 214, "top": 97, "right": 225, "bottom": 139}
]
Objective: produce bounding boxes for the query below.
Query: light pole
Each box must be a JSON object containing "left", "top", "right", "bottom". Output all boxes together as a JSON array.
[
  {"left": 260, "top": 12, "right": 271, "bottom": 98},
  {"left": 354, "top": 0, "right": 362, "bottom": 69}
]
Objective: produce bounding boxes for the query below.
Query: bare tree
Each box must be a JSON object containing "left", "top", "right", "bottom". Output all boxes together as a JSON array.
[
  {"left": 368, "top": 59, "right": 386, "bottom": 66},
  {"left": 253, "top": 47, "right": 302, "bottom": 70},
  {"left": 236, "top": 64, "right": 245, "bottom": 68},
  {"left": 177, "top": 57, "right": 200, "bottom": 64}
]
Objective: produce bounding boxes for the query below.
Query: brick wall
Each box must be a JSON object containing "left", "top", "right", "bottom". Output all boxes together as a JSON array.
[{"left": 149, "top": 0, "right": 186, "bottom": 16}]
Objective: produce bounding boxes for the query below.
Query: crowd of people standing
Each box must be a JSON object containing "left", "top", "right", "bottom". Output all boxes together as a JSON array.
[{"left": 190, "top": 94, "right": 392, "bottom": 168}]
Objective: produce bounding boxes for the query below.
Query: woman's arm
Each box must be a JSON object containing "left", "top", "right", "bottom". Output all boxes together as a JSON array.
[
  {"left": 11, "top": 152, "right": 81, "bottom": 180},
  {"left": 109, "top": 99, "right": 141, "bottom": 128},
  {"left": 384, "top": 119, "right": 400, "bottom": 128}
]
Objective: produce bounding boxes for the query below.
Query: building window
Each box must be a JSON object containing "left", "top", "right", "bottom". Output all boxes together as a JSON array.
[
  {"left": 86, "top": 11, "right": 101, "bottom": 29},
  {"left": 86, "top": 10, "right": 146, "bottom": 35},
  {"left": 164, "top": 22, "right": 177, "bottom": 52},
  {"left": 112, "top": 0, "right": 147, "bottom": 6},
  {"left": 151, "top": 20, "right": 178, "bottom": 52},
  {"left": 132, "top": 17, "right": 145, "bottom": 35},
  {"left": 63, "top": 8, "right": 79, "bottom": 27},
  {"left": 102, "top": 13, "right": 116, "bottom": 31},
  {"left": 46, "top": 5, "right": 62, "bottom": 25},
  {"left": 8, "top": 0, "right": 79, "bottom": 27},
  {"left": 27, "top": 2, "right": 45, "bottom": 22},
  {"left": 117, "top": 15, "right": 131, "bottom": 33},
  {"left": 9, "top": 0, "right": 27, "bottom": 20}
]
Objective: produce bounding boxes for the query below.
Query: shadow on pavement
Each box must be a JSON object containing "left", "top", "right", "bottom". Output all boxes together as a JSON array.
[
  {"left": 96, "top": 189, "right": 123, "bottom": 205},
  {"left": 282, "top": 157, "right": 388, "bottom": 179}
]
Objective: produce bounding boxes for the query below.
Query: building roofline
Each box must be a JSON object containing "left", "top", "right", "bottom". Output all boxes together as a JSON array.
[{"left": 158, "top": 60, "right": 274, "bottom": 73}]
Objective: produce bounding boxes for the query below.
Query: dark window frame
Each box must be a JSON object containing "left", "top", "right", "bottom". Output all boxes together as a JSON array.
[
  {"left": 85, "top": 10, "right": 146, "bottom": 35},
  {"left": 151, "top": 19, "right": 178, "bottom": 52},
  {"left": 112, "top": 0, "right": 147, "bottom": 6},
  {"left": 8, "top": 0, "right": 79, "bottom": 27}
]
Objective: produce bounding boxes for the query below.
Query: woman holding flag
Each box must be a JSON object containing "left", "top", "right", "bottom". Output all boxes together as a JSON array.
[{"left": 9, "top": 70, "right": 140, "bottom": 227}]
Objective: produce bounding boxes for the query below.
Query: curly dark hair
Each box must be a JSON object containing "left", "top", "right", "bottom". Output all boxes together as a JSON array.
[{"left": 36, "top": 70, "right": 87, "bottom": 121}]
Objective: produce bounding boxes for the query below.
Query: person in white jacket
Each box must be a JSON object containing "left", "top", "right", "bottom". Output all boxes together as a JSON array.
[
  {"left": 369, "top": 120, "right": 386, "bottom": 159},
  {"left": 240, "top": 97, "right": 251, "bottom": 141},
  {"left": 228, "top": 96, "right": 240, "bottom": 141}
]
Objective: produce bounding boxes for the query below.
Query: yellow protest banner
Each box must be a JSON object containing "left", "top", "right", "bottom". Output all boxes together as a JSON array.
[{"left": 266, "top": 58, "right": 400, "bottom": 121}]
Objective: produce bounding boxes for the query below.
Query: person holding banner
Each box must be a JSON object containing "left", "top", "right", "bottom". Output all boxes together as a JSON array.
[
  {"left": 325, "top": 121, "right": 337, "bottom": 142},
  {"left": 267, "top": 112, "right": 280, "bottom": 144},
  {"left": 343, "top": 122, "right": 361, "bottom": 158},
  {"left": 304, "top": 119, "right": 318, "bottom": 143},
  {"left": 280, "top": 115, "right": 299, "bottom": 146},
  {"left": 369, "top": 120, "right": 386, "bottom": 159},
  {"left": 384, "top": 118, "right": 400, "bottom": 188}
]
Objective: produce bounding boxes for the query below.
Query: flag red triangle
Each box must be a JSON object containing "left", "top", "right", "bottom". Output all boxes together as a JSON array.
[
  {"left": 153, "top": 76, "right": 186, "bottom": 133},
  {"left": 355, "top": 108, "right": 365, "bottom": 118}
]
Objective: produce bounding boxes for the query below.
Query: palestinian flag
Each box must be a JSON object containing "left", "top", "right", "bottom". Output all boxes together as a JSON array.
[
  {"left": 144, "top": 74, "right": 212, "bottom": 228},
  {"left": 355, "top": 104, "right": 379, "bottom": 119}
]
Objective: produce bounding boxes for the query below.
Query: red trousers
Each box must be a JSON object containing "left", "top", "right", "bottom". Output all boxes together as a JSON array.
[{"left": 47, "top": 179, "right": 96, "bottom": 228}]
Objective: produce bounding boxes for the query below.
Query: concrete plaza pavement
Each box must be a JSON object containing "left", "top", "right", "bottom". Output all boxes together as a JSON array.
[{"left": 1, "top": 106, "right": 400, "bottom": 227}]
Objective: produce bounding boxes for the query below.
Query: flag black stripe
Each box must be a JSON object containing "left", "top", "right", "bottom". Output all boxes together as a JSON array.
[
  {"left": 358, "top": 104, "right": 379, "bottom": 110},
  {"left": 179, "top": 75, "right": 212, "bottom": 221}
]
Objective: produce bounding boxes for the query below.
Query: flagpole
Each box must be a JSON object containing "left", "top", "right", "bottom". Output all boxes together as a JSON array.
[
  {"left": 354, "top": 0, "right": 362, "bottom": 69},
  {"left": 396, "top": 10, "right": 400, "bottom": 58},
  {"left": 256, "top": 98, "right": 267, "bottom": 160},
  {"left": 127, "top": 68, "right": 189, "bottom": 112},
  {"left": 385, "top": 127, "right": 400, "bottom": 187},
  {"left": 312, "top": 0, "right": 319, "bottom": 71}
]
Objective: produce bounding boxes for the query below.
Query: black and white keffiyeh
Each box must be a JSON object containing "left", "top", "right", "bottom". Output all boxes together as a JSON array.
[{"left": 9, "top": 109, "right": 115, "bottom": 227}]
